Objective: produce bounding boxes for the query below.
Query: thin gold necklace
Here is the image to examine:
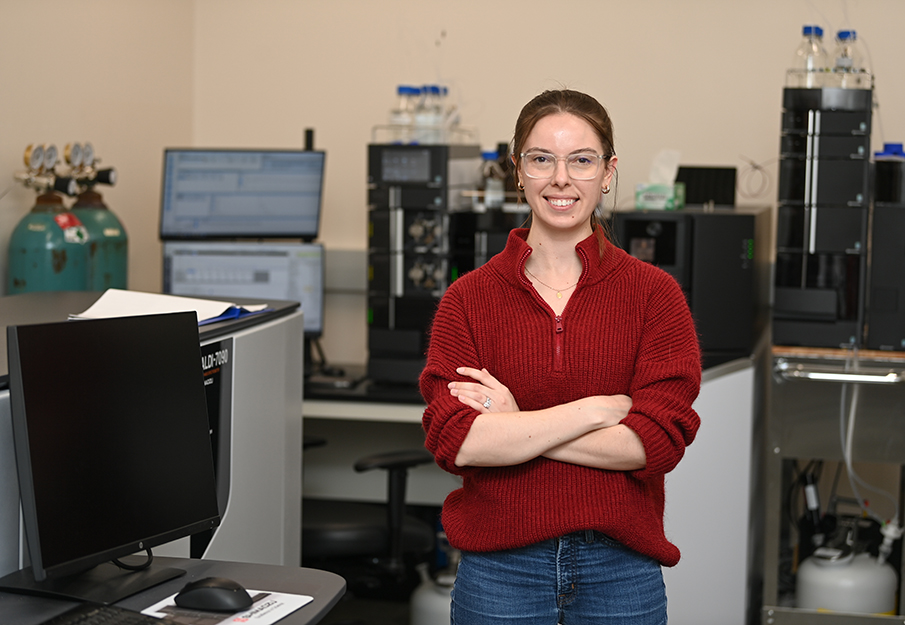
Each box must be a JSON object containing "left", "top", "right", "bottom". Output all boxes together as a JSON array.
[{"left": 524, "top": 266, "right": 578, "bottom": 299}]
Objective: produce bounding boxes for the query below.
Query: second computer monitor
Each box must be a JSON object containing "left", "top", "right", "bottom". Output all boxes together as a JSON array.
[{"left": 162, "top": 241, "right": 325, "bottom": 338}]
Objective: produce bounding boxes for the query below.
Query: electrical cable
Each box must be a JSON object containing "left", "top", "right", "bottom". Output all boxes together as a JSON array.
[
  {"left": 838, "top": 353, "right": 899, "bottom": 526},
  {"left": 786, "top": 459, "right": 823, "bottom": 530},
  {"left": 112, "top": 548, "right": 153, "bottom": 571},
  {"left": 785, "top": 460, "right": 805, "bottom": 529},
  {"left": 858, "top": 34, "right": 883, "bottom": 147},
  {"left": 737, "top": 156, "right": 774, "bottom": 200},
  {"left": 843, "top": 383, "right": 897, "bottom": 522},
  {"left": 803, "top": 464, "right": 824, "bottom": 530},
  {"left": 312, "top": 338, "right": 345, "bottom": 378},
  {"left": 826, "top": 461, "right": 844, "bottom": 517}
]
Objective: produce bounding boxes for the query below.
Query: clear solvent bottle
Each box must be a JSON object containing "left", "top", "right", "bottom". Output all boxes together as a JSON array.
[
  {"left": 832, "top": 30, "right": 869, "bottom": 89},
  {"left": 388, "top": 85, "right": 419, "bottom": 144},
  {"left": 481, "top": 151, "right": 505, "bottom": 209},
  {"left": 787, "top": 25, "right": 828, "bottom": 88}
]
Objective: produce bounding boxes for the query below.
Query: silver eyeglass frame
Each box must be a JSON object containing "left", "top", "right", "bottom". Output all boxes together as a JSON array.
[{"left": 518, "top": 151, "right": 610, "bottom": 180}]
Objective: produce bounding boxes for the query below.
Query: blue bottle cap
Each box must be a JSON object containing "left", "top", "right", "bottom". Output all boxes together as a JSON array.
[
  {"left": 482, "top": 151, "right": 498, "bottom": 161},
  {"left": 803, "top": 25, "right": 824, "bottom": 37},
  {"left": 837, "top": 30, "right": 857, "bottom": 41},
  {"left": 875, "top": 143, "right": 905, "bottom": 158}
]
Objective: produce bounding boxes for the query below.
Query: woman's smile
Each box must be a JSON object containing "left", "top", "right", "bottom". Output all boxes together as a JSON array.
[{"left": 547, "top": 196, "right": 577, "bottom": 209}]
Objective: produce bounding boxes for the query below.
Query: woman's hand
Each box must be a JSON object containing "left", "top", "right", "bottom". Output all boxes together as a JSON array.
[
  {"left": 448, "top": 367, "right": 520, "bottom": 413},
  {"left": 569, "top": 394, "right": 633, "bottom": 427}
]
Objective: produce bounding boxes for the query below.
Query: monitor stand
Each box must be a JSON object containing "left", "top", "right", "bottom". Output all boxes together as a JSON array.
[{"left": 0, "top": 562, "right": 185, "bottom": 605}]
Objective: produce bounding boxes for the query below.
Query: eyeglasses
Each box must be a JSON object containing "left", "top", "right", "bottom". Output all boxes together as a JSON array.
[{"left": 520, "top": 151, "right": 608, "bottom": 180}]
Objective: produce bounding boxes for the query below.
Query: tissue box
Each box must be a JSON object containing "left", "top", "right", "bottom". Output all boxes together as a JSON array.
[{"left": 634, "top": 183, "right": 685, "bottom": 210}]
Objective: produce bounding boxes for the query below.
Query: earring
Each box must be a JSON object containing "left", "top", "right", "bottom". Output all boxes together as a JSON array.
[
  {"left": 518, "top": 182, "right": 525, "bottom": 191},
  {"left": 602, "top": 185, "right": 610, "bottom": 194}
]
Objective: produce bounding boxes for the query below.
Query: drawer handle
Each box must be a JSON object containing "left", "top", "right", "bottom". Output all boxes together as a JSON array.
[{"left": 775, "top": 359, "right": 903, "bottom": 384}]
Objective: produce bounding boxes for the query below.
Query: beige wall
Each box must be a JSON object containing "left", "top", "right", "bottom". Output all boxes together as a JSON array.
[
  {"left": 2, "top": 0, "right": 904, "bottom": 364},
  {"left": 0, "top": 0, "right": 194, "bottom": 298}
]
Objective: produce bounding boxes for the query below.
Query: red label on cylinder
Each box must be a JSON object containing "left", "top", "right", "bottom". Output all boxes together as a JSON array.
[{"left": 53, "top": 213, "right": 84, "bottom": 230}]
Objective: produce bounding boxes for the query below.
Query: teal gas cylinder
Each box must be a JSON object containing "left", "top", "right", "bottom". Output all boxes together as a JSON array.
[
  {"left": 7, "top": 192, "right": 90, "bottom": 293},
  {"left": 71, "top": 189, "right": 128, "bottom": 289}
]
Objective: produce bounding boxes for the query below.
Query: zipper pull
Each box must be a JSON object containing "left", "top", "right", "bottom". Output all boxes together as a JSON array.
[{"left": 552, "top": 315, "right": 565, "bottom": 371}]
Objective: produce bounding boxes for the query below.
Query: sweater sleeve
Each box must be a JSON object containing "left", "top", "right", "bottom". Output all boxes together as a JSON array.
[
  {"left": 621, "top": 271, "right": 702, "bottom": 481},
  {"left": 419, "top": 283, "right": 484, "bottom": 476}
]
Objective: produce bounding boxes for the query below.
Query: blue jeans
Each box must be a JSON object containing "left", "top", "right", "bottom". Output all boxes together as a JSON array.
[{"left": 451, "top": 531, "right": 667, "bottom": 625}]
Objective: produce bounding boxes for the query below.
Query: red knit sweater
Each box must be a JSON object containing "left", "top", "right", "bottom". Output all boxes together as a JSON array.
[{"left": 419, "top": 228, "right": 701, "bottom": 567}]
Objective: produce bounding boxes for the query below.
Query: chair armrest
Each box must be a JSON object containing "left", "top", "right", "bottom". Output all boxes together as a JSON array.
[{"left": 303, "top": 434, "right": 328, "bottom": 450}]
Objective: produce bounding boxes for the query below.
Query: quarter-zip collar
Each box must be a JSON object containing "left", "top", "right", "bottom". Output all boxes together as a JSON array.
[
  {"left": 491, "top": 227, "right": 615, "bottom": 294},
  {"left": 492, "top": 227, "right": 614, "bottom": 373}
]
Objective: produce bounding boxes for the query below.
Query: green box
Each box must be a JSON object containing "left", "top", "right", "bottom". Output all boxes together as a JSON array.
[{"left": 634, "top": 182, "right": 686, "bottom": 210}]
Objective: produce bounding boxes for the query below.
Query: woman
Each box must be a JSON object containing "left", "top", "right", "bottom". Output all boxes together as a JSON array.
[{"left": 419, "top": 89, "right": 701, "bottom": 624}]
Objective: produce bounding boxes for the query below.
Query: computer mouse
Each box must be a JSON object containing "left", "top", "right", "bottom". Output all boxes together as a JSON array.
[{"left": 174, "top": 576, "right": 254, "bottom": 612}]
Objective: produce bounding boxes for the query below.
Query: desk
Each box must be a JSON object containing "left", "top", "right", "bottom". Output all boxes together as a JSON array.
[
  {"left": 302, "top": 387, "right": 460, "bottom": 507},
  {"left": 304, "top": 399, "right": 423, "bottom": 424},
  {"left": 0, "top": 558, "right": 345, "bottom": 625}
]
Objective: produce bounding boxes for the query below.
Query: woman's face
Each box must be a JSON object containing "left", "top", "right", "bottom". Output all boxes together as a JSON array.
[{"left": 518, "top": 112, "right": 616, "bottom": 237}]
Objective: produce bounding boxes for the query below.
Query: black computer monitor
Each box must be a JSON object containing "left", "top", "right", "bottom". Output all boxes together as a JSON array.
[
  {"left": 0, "top": 312, "right": 220, "bottom": 604},
  {"left": 159, "top": 148, "right": 326, "bottom": 240},
  {"left": 675, "top": 166, "right": 737, "bottom": 206},
  {"left": 161, "top": 241, "right": 325, "bottom": 339}
]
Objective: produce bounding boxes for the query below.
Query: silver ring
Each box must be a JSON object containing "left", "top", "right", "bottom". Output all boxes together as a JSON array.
[{"left": 483, "top": 397, "right": 492, "bottom": 409}]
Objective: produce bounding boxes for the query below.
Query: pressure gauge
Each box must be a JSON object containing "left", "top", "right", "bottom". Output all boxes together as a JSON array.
[
  {"left": 24, "top": 144, "right": 44, "bottom": 171},
  {"left": 82, "top": 143, "right": 95, "bottom": 167},
  {"left": 65, "top": 143, "right": 83, "bottom": 168},
  {"left": 43, "top": 144, "right": 58, "bottom": 170}
]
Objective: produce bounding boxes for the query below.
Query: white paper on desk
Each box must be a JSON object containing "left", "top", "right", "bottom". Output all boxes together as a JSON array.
[
  {"left": 69, "top": 289, "right": 268, "bottom": 324},
  {"left": 142, "top": 590, "right": 314, "bottom": 624}
]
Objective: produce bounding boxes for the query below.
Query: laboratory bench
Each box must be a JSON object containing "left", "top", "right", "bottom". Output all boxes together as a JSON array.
[{"left": 303, "top": 356, "right": 762, "bottom": 625}]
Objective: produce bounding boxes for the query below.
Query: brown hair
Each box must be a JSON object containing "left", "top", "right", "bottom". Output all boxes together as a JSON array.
[{"left": 511, "top": 89, "right": 617, "bottom": 246}]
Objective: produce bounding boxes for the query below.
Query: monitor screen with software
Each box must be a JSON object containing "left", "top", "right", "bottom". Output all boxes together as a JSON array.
[
  {"left": 159, "top": 148, "right": 325, "bottom": 240},
  {"left": 162, "top": 241, "right": 325, "bottom": 338},
  {"left": 1, "top": 312, "right": 220, "bottom": 604}
]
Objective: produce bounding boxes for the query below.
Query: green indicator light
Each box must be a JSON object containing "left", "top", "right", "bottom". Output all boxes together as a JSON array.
[
  {"left": 451, "top": 266, "right": 459, "bottom": 282},
  {"left": 367, "top": 308, "right": 373, "bottom": 325}
]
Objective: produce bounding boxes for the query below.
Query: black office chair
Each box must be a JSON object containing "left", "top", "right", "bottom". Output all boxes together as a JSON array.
[{"left": 302, "top": 442, "right": 437, "bottom": 600}]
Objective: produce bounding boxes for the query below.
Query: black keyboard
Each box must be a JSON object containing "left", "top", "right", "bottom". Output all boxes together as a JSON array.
[{"left": 38, "top": 603, "right": 178, "bottom": 625}]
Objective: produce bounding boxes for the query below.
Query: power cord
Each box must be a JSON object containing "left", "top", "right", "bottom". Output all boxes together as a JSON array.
[
  {"left": 311, "top": 338, "right": 345, "bottom": 377},
  {"left": 112, "top": 548, "right": 153, "bottom": 571}
]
